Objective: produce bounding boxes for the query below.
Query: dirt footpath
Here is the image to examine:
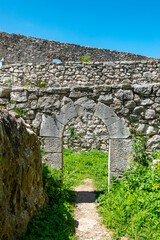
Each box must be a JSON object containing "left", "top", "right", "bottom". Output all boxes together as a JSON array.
[{"left": 74, "top": 178, "right": 112, "bottom": 240}]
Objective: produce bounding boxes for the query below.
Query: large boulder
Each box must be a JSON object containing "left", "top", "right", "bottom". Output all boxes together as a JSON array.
[{"left": 0, "top": 111, "right": 45, "bottom": 240}]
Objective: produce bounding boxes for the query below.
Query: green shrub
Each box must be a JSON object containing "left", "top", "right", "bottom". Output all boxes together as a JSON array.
[
  {"left": 82, "top": 56, "right": 91, "bottom": 62},
  {"left": 13, "top": 106, "right": 27, "bottom": 118},
  {"left": 97, "top": 139, "right": 160, "bottom": 239},
  {"left": 132, "top": 136, "right": 152, "bottom": 166},
  {"left": 36, "top": 80, "right": 47, "bottom": 88},
  {"left": 67, "top": 127, "right": 78, "bottom": 144}
]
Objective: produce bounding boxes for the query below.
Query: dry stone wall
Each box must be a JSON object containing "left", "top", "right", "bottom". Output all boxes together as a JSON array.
[
  {"left": 0, "top": 79, "right": 160, "bottom": 178},
  {"left": 0, "top": 32, "right": 154, "bottom": 64},
  {"left": 63, "top": 115, "right": 109, "bottom": 152},
  {"left": 1, "top": 32, "right": 160, "bottom": 237},
  {"left": 0, "top": 60, "right": 159, "bottom": 88},
  {"left": 0, "top": 110, "right": 45, "bottom": 240},
  {"left": 0, "top": 60, "right": 159, "bottom": 152},
  {"left": 0, "top": 58, "right": 159, "bottom": 180}
]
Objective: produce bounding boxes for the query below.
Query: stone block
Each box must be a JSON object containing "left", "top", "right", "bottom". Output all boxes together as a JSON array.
[
  {"left": 10, "top": 90, "right": 28, "bottom": 102},
  {"left": 61, "top": 96, "right": 72, "bottom": 105},
  {"left": 147, "top": 135, "right": 160, "bottom": 150},
  {"left": 37, "top": 96, "right": 61, "bottom": 110},
  {"left": 108, "top": 138, "right": 133, "bottom": 184},
  {"left": 156, "top": 89, "right": 160, "bottom": 96},
  {"left": 69, "top": 91, "right": 87, "bottom": 98},
  {"left": 134, "top": 84, "right": 152, "bottom": 96},
  {"left": 98, "top": 94, "right": 113, "bottom": 104},
  {"left": 56, "top": 102, "right": 77, "bottom": 125},
  {"left": 0, "top": 98, "right": 9, "bottom": 105},
  {"left": 44, "top": 137, "right": 62, "bottom": 153},
  {"left": 115, "top": 89, "right": 133, "bottom": 100},
  {"left": 145, "top": 109, "right": 155, "bottom": 119},
  {"left": 0, "top": 111, "right": 45, "bottom": 240},
  {"left": 74, "top": 97, "right": 96, "bottom": 115},
  {"left": 141, "top": 98, "right": 153, "bottom": 105},
  {"left": 43, "top": 152, "right": 62, "bottom": 170},
  {"left": 40, "top": 114, "right": 64, "bottom": 137},
  {"left": 133, "top": 106, "right": 144, "bottom": 114},
  {"left": 124, "top": 100, "right": 136, "bottom": 109},
  {"left": 0, "top": 88, "right": 11, "bottom": 98},
  {"left": 32, "top": 119, "right": 40, "bottom": 128},
  {"left": 94, "top": 102, "right": 118, "bottom": 126},
  {"left": 74, "top": 97, "right": 88, "bottom": 106},
  {"left": 143, "top": 71, "right": 152, "bottom": 78},
  {"left": 108, "top": 118, "right": 131, "bottom": 139}
]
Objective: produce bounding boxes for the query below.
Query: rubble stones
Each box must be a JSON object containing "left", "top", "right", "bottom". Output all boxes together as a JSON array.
[{"left": 0, "top": 32, "right": 151, "bottom": 65}]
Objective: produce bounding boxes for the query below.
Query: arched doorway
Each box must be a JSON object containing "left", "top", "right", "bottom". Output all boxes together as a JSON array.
[{"left": 40, "top": 98, "right": 133, "bottom": 185}]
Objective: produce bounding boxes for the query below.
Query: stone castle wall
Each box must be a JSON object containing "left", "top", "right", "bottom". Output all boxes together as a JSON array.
[
  {"left": 0, "top": 59, "right": 160, "bottom": 178},
  {"left": 0, "top": 60, "right": 159, "bottom": 151},
  {"left": 0, "top": 81, "right": 160, "bottom": 153},
  {"left": 63, "top": 115, "right": 109, "bottom": 152},
  {"left": 0, "top": 32, "right": 154, "bottom": 65},
  {"left": 0, "top": 60, "right": 159, "bottom": 87},
  {"left": 1, "top": 32, "right": 160, "bottom": 238}
]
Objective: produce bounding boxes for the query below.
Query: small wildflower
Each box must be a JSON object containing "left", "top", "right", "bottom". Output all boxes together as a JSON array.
[
  {"left": 130, "top": 162, "right": 133, "bottom": 164},
  {"left": 128, "top": 157, "right": 130, "bottom": 160},
  {"left": 153, "top": 183, "right": 159, "bottom": 190}
]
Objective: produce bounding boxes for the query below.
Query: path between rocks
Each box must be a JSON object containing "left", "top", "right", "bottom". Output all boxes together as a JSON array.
[{"left": 74, "top": 178, "right": 112, "bottom": 240}]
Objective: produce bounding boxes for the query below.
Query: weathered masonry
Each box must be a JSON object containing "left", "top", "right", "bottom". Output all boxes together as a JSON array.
[
  {"left": 0, "top": 32, "right": 160, "bottom": 184},
  {"left": 0, "top": 85, "right": 133, "bottom": 184},
  {"left": 0, "top": 31, "right": 155, "bottom": 64}
]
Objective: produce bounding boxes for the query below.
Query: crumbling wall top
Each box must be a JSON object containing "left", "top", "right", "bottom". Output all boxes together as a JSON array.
[{"left": 0, "top": 31, "right": 156, "bottom": 65}]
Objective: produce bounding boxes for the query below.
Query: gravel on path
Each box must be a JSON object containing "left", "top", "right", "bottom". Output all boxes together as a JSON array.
[{"left": 74, "top": 178, "right": 113, "bottom": 240}]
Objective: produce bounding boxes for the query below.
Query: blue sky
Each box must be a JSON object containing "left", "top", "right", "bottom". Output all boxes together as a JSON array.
[{"left": 0, "top": 0, "right": 160, "bottom": 58}]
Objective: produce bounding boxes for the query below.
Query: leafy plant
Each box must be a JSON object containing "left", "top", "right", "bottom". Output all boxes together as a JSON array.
[
  {"left": 21, "top": 143, "right": 160, "bottom": 240},
  {"left": 67, "top": 127, "right": 78, "bottom": 144},
  {"left": 8, "top": 79, "right": 12, "bottom": 88},
  {"left": 152, "top": 150, "right": 160, "bottom": 159},
  {"left": 82, "top": 56, "right": 91, "bottom": 62},
  {"left": 97, "top": 139, "right": 160, "bottom": 239},
  {"left": 13, "top": 106, "right": 27, "bottom": 118},
  {"left": 36, "top": 80, "right": 47, "bottom": 88},
  {"left": 132, "top": 136, "right": 152, "bottom": 166},
  {"left": 40, "top": 147, "right": 46, "bottom": 156},
  {"left": 21, "top": 163, "right": 76, "bottom": 240},
  {"left": 24, "top": 83, "right": 31, "bottom": 88}
]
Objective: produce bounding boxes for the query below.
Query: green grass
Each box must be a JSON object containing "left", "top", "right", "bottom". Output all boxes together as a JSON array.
[
  {"left": 21, "top": 147, "right": 160, "bottom": 240},
  {"left": 97, "top": 158, "right": 160, "bottom": 239},
  {"left": 21, "top": 149, "right": 108, "bottom": 240},
  {"left": 20, "top": 164, "right": 77, "bottom": 240},
  {"left": 63, "top": 149, "right": 108, "bottom": 190}
]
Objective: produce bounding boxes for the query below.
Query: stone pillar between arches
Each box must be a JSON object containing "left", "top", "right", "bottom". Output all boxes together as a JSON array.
[
  {"left": 108, "top": 138, "right": 133, "bottom": 186},
  {"left": 43, "top": 137, "right": 63, "bottom": 170}
]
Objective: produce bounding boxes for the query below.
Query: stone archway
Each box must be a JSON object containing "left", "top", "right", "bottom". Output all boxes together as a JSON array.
[{"left": 40, "top": 98, "right": 133, "bottom": 185}]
